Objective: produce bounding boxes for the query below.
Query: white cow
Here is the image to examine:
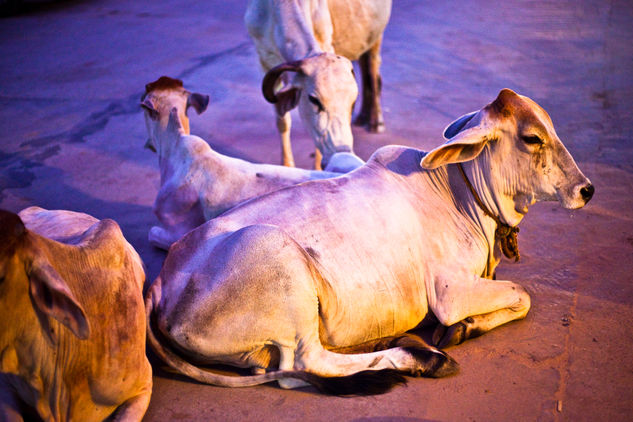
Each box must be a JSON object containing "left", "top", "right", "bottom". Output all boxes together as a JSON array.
[
  {"left": 145, "top": 89, "right": 594, "bottom": 395},
  {"left": 245, "top": 0, "right": 391, "bottom": 169},
  {"left": 0, "top": 207, "right": 152, "bottom": 421},
  {"left": 140, "top": 76, "right": 342, "bottom": 250}
]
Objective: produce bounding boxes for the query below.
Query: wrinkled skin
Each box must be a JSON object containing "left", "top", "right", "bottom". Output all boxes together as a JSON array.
[
  {"left": 246, "top": 0, "right": 391, "bottom": 168},
  {"left": 146, "top": 89, "right": 593, "bottom": 392},
  {"left": 0, "top": 207, "right": 152, "bottom": 422}
]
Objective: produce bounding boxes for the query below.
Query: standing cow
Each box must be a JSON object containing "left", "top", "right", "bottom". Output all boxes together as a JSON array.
[
  {"left": 0, "top": 207, "right": 152, "bottom": 421},
  {"left": 146, "top": 89, "right": 593, "bottom": 394},
  {"left": 245, "top": 0, "right": 391, "bottom": 169}
]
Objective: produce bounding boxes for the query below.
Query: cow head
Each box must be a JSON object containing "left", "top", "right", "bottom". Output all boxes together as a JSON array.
[
  {"left": 0, "top": 210, "right": 90, "bottom": 348},
  {"left": 140, "top": 76, "right": 209, "bottom": 153},
  {"left": 262, "top": 53, "right": 361, "bottom": 170},
  {"left": 421, "top": 89, "right": 593, "bottom": 225}
]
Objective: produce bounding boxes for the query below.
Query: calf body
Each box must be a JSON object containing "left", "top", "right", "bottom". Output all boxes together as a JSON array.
[
  {"left": 0, "top": 207, "right": 152, "bottom": 421},
  {"left": 141, "top": 76, "right": 341, "bottom": 250},
  {"left": 147, "top": 90, "right": 593, "bottom": 393}
]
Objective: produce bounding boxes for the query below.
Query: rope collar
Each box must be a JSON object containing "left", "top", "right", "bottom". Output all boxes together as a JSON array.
[{"left": 456, "top": 163, "right": 520, "bottom": 261}]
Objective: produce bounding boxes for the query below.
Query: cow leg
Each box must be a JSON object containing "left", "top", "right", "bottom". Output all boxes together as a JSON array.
[
  {"left": 108, "top": 391, "right": 152, "bottom": 422},
  {"left": 294, "top": 338, "right": 457, "bottom": 383},
  {"left": 314, "top": 148, "right": 323, "bottom": 171},
  {"left": 277, "top": 346, "right": 310, "bottom": 389},
  {"left": 431, "top": 275, "right": 531, "bottom": 348},
  {"left": 148, "top": 226, "right": 178, "bottom": 250},
  {"left": 150, "top": 185, "right": 203, "bottom": 250},
  {"left": 276, "top": 107, "right": 295, "bottom": 167},
  {"left": 353, "top": 35, "right": 385, "bottom": 133},
  {"left": 332, "top": 333, "right": 431, "bottom": 355}
]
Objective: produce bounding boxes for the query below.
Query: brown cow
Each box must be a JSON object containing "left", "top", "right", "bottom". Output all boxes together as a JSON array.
[{"left": 0, "top": 207, "right": 152, "bottom": 421}]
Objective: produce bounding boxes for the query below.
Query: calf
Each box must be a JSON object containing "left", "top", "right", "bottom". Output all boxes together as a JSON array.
[
  {"left": 0, "top": 207, "right": 152, "bottom": 421},
  {"left": 141, "top": 76, "right": 342, "bottom": 250},
  {"left": 146, "top": 89, "right": 593, "bottom": 394}
]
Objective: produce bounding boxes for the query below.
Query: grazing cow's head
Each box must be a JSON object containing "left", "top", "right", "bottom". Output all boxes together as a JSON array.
[
  {"left": 421, "top": 89, "right": 593, "bottom": 224},
  {"left": 140, "top": 76, "right": 209, "bottom": 152},
  {"left": 262, "top": 53, "right": 360, "bottom": 169},
  {"left": 0, "top": 210, "right": 90, "bottom": 348}
]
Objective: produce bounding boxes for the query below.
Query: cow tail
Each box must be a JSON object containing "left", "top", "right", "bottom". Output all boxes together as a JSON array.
[{"left": 144, "top": 278, "right": 406, "bottom": 394}]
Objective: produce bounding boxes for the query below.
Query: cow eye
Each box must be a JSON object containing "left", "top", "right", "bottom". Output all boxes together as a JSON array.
[
  {"left": 308, "top": 95, "right": 324, "bottom": 112},
  {"left": 522, "top": 135, "right": 543, "bottom": 145}
]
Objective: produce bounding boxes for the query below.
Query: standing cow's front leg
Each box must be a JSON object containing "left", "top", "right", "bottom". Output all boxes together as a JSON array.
[
  {"left": 353, "top": 36, "right": 385, "bottom": 133},
  {"left": 429, "top": 274, "right": 531, "bottom": 348},
  {"left": 276, "top": 105, "right": 295, "bottom": 167}
]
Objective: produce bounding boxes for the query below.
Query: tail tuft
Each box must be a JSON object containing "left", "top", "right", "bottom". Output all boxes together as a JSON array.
[{"left": 301, "top": 369, "right": 407, "bottom": 396}]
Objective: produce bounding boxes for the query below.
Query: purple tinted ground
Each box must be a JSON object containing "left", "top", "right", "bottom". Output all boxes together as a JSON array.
[{"left": 1, "top": 1, "right": 632, "bottom": 421}]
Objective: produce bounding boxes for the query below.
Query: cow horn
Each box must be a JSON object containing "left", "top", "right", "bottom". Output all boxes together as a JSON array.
[{"left": 261, "top": 60, "right": 304, "bottom": 104}]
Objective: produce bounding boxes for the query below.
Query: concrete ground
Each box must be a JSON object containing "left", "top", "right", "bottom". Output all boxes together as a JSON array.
[{"left": 1, "top": 0, "right": 632, "bottom": 420}]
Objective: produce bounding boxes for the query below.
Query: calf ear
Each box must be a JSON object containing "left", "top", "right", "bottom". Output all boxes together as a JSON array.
[
  {"left": 140, "top": 98, "right": 159, "bottom": 120},
  {"left": 421, "top": 125, "right": 491, "bottom": 169},
  {"left": 28, "top": 258, "right": 90, "bottom": 341},
  {"left": 187, "top": 92, "right": 210, "bottom": 115}
]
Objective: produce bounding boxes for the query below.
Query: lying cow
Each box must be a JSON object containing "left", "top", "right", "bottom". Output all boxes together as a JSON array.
[
  {"left": 0, "top": 207, "right": 152, "bottom": 421},
  {"left": 145, "top": 89, "right": 594, "bottom": 395},
  {"left": 141, "top": 76, "right": 342, "bottom": 250},
  {"left": 245, "top": 0, "right": 392, "bottom": 169}
]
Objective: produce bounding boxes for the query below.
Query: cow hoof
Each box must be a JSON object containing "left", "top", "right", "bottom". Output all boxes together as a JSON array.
[
  {"left": 367, "top": 121, "right": 385, "bottom": 134},
  {"left": 432, "top": 322, "right": 467, "bottom": 349},
  {"left": 354, "top": 114, "right": 385, "bottom": 133},
  {"left": 404, "top": 347, "right": 460, "bottom": 378}
]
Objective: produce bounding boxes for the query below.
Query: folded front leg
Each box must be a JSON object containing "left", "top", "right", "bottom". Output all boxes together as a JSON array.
[{"left": 430, "top": 273, "right": 531, "bottom": 348}]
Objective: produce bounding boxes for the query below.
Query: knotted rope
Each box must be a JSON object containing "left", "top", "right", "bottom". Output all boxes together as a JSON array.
[{"left": 456, "top": 163, "right": 520, "bottom": 261}]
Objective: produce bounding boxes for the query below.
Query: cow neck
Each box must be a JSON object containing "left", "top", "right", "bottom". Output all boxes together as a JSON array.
[
  {"left": 456, "top": 161, "right": 520, "bottom": 262},
  {"left": 156, "top": 130, "right": 182, "bottom": 183},
  {"left": 277, "top": 0, "right": 323, "bottom": 60}
]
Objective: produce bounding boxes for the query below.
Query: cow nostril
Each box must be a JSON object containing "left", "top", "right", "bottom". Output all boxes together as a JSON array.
[{"left": 580, "top": 184, "right": 595, "bottom": 202}]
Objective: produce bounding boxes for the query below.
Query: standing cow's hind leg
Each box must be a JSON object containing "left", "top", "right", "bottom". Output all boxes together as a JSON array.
[{"left": 353, "top": 36, "right": 385, "bottom": 133}]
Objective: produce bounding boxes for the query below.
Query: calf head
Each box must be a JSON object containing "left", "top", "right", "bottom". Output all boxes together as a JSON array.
[
  {"left": 262, "top": 52, "right": 360, "bottom": 169},
  {"left": 0, "top": 210, "right": 89, "bottom": 350},
  {"left": 421, "top": 89, "right": 593, "bottom": 225},
  {"left": 141, "top": 76, "right": 209, "bottom": 152}
]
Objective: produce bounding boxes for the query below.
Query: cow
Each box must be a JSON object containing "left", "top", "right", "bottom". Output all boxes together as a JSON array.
[
  {"left": 0, "top": 207, "right": 152, "bottom": 421},
  {"left": 145, "top": 89, "right": 594, "bottom": 395},
  {"left": 140, "top": 76, "right": 342, "bottom": 250},
  {"left": 245, "top": 0, "right": 392, "bottom": 169}
]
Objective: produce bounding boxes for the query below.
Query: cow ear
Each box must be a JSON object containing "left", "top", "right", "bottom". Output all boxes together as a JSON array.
[
  {"left": 421, "top": 125, "right": 491, "bottom": 169},
  {"left": 275, "top": 88, "right": 301, "bottom": 115},
  {"left": 187, "top": 92, "right": 209, "bottom": 115},
  {"left": 28, "top": 258, "right": 90, "bottom": 341},
  {"left": 140, "top": 98, "right": 159, "bottom": 120},
  {"left": 443, "top": 111, "right": 478, "bottom": 140}
]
